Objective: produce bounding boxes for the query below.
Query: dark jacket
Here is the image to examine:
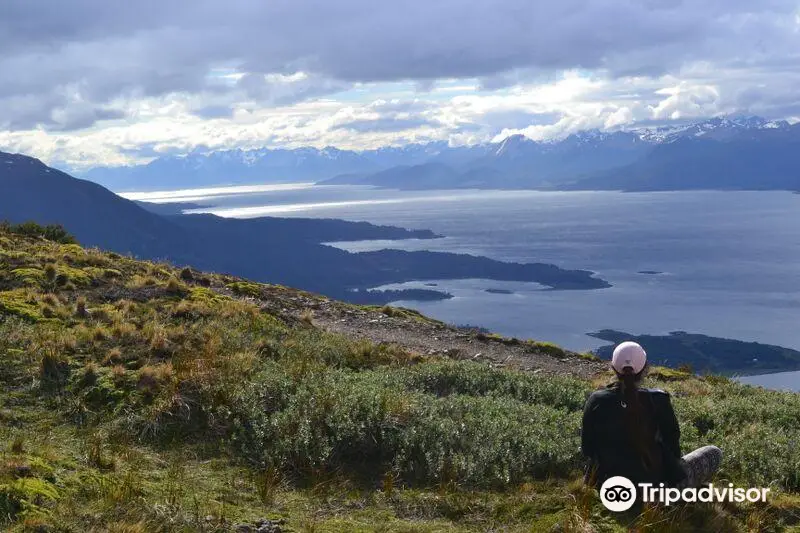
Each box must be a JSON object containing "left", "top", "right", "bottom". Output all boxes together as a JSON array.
[{"left": 581, "top": 384, "right": 685, "bottom": 487}]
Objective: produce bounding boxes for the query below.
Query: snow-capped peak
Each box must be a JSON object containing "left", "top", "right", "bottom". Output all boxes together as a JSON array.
[
  {"left": 495, "top": 134, "right": 532, "bottom": 156},
  {"left": 633, "top": 115, "right": 784, "bottom": 143}
]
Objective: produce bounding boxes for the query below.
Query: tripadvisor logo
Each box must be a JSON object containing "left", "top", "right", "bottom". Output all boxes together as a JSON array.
[
  {"left": 599, "top": 476, "right": 770, "bottom": 512},
  {"left": 600, "top": 476, "right": 637, "bottom": 512}
]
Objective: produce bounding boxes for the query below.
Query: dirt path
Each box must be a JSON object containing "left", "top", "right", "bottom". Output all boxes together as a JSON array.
[{"left": 251, "top": 285, "right": 608, "bottom": 380}]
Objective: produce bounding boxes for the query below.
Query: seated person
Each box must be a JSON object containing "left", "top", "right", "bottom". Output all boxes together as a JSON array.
[{"left": 581, "top": 341, "right": 721, "bottom": 489}]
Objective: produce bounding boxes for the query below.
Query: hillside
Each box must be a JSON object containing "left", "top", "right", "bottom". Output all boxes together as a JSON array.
[
  {"left": 1, "top": 225, "right": 799, "bottom": 532},
  {"left": 0, "top": 150, "right": 610, "bottom": 303},
  {"left": 0, "top": 151, "right": 189, "bottom": 259}
]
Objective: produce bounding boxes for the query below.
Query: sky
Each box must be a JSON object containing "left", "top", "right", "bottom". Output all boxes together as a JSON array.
[{"left": 1, "top": 0, "right": 799, "bottom": 170}]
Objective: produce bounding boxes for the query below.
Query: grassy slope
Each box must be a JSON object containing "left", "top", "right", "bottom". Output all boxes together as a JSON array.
[{"left": 0, "top": 228, "right": 799, "bottom": 532}]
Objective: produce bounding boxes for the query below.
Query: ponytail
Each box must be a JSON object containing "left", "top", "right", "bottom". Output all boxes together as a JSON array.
[{"left": 618, "top": 368, "right": 659, "bottom": 473}]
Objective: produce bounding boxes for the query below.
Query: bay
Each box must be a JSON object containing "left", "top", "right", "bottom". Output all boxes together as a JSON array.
[{"left": 123, "top": 186, "right": 800, "bottom": 382}]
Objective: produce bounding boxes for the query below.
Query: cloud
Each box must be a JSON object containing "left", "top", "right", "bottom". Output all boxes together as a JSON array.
[
  {"left": 190, "top": 105, "right": 236, "bottom": 119},
  {"left": 235, "top": 72, "right": 353, "bottom": 106},
  {"left": 334, "top": 117, "right": 439, "bottom": 133},
  {"left": 1, "top": 0, "right": 800, "bottom": 166},
  {"left": 3, "top": 1, "right": 799, "bottom": 110},
  {"left": 650, "top": 82, "right": 721, "bottom": 120}
]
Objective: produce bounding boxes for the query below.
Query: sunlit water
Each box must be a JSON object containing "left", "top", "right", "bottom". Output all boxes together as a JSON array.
[
  {"left": 121, "top": 184, "right": 800, "bottom": 388},
  {"left": 738, "top": 370, "right": 800, "bottom": 392}
]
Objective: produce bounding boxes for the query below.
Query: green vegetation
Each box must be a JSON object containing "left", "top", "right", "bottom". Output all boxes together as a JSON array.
[
  {"left": 0, "top": 229, "right": 799, "bottom": 531},
  {"left": 0, "top": 221, "right": 77, "bottom": 245},
  {"left": 227, "top": 281, "right": 264, "bottom": 298}
]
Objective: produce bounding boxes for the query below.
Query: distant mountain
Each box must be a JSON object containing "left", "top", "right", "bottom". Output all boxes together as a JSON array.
[
  {"left": 82, "top": 147, "right": 378, "bottom": 191},
  {"left": 634, "top": 116, "right": 792, "bottom": 143},
  {"left": 471, "top": 130, "right": 651, "bottom": 187},
  {"left": 324, "top": 163, "right": 462, "bottom": 189},
  {"left": 319, "top": 131, "right": 651, "bottom": 189},
  {"left": 82, "top": 142, "right": 460, "bottom": 192},
  {"left": 1, "top": 151, "right": 610, "bottom": 302},
  {"left": 571, "top": 121, "right": 800, "bottom": 191},
  {"left": 322, "top": 116, "right": 800, "bottom": 191},
  {"left": 77, "top": 115, "right": 797, "bottom": 192}
]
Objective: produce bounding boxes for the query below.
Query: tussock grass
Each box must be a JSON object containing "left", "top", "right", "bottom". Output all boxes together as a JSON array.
[{"left": 1, "top": 228, "right": 799, "bottom": 531}]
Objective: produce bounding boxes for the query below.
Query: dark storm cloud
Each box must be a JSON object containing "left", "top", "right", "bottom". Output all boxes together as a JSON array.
[
  {"left": 1, "top": 0, "right": 799, "bottom": 131},
  {"left": 236, "top": 73, "right": 353, "bottom": 106},
  {"left": 50, "top": 107, "right": 127, "bottom": 132}
]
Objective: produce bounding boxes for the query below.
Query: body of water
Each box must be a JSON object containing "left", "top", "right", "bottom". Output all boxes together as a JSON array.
[
  {"left": 122, "top": 185, "right": 800, "bottom": 390},
  {"left": 738, "top": 370, "right": 800, "bottom": 392}
]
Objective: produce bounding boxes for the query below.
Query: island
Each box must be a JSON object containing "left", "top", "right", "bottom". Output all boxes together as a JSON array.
[
  {"left": 353, "top": 288, "right": 454, "bottom": 304},
  {"left": 589, "top": 329, "right": 800, "bottom": 375}
]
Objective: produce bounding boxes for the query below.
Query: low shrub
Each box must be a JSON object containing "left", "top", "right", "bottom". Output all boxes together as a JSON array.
[
  {"left": 234, "top": 366, "right": 582, "bottom": 488},
  {"left": 398, "top": 360, "right": 590, "bottom": 411},
  {"left": 227, "top": 282, "right": 262, "bottom": 298}
]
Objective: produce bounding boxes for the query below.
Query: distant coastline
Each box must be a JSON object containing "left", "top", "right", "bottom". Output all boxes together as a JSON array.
[{"left": 590, "top": 329, "right": 800, "bottom": 375}]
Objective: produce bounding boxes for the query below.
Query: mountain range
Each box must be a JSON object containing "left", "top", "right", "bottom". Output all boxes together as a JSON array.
[
  {"left": 81, "top": 143, "right": 455, "bottom": 191},
  {"left": 0, "top": 150, "right": 610, "bottom": 303},
  {"left": 79, "top": 116, "right": 800, "bottom": 192}
]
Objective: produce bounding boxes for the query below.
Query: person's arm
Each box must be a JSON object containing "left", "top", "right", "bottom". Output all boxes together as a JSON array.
[
  {"left": 654, "top": 391, "right": 681, "bottom": 459},
  {"left": 581, "top": 392, "right": 598, "bottom": 459},
  {"left": 581, "top": 392, "right": 600, "bottom": 485}
]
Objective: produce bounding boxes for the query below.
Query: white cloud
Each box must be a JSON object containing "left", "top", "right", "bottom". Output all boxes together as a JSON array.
[
  {"left": 1, "top": 0, "right": 800, "bottom": 167},
  {"left": 650, "top": 82, "right": 721, "bottom": 120}
]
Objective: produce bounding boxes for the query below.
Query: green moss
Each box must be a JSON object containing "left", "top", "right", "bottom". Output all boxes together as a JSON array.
[
  {"left": 577, "top": 351, "right": 602, "bottom": 362},
  {"left": 227, "top": 281, "right": 263, "bottom": 298},
  {"left": 101, "top": 268, "right": 122, "bottom": 279},
  {"left": 475, "top": 332, "right": 504, "bottom": 342},
  {"left": 0, "top": 290, "right": 43, "bottom": 321},
  {"left": 82, "top": 267, "right": 122, "bottom": 282},
  {"left": 529, "top": 341, "right": 569, "bottom": 358},
  {"left": 59, "top": 244, "right": 85, "bottom": 257},
  {"left": 0, "top": 478, "right": 60, "bottom": 520},
  {"left": 72, "top": 370, "right": 127, "bottom": 409},
  {"left": 10, "top": 268, "right": 45, "bottom": 287},
  {"left": 0, "top": 250, "right": 30, "bottom": 262},
  {"left": 649, "top": 365, "right": 692, "bottom": 381},
  {"left": 374, "top": 305, "right": 441, "bottom": 323},
  {"left": 189, "top": 286, "right": 232, "bottom": 304},
  {"left": 57, "top": 266, "right": 93, "bottom": 288}
]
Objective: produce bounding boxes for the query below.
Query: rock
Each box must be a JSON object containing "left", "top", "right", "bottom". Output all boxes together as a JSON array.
[{"left": 234, "top": 518, "right": 286, "bottom": 533}]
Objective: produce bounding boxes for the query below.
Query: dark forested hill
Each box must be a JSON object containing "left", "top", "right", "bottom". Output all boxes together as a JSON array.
[
  {"left": 591, "top": 329, "right": 800, "bottom": 374},
  {"left": 1, "top": 150, "right": 609, "bottom": 303}
]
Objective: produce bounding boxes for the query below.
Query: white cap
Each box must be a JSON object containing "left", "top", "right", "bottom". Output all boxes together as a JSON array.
[{"left": 611, "top": 341, "right": 647, "bottom": 374}]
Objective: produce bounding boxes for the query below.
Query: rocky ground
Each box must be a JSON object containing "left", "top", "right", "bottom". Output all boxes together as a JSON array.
[{"left": 240, "top": 284, "right": 608, "bottom": 380}]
